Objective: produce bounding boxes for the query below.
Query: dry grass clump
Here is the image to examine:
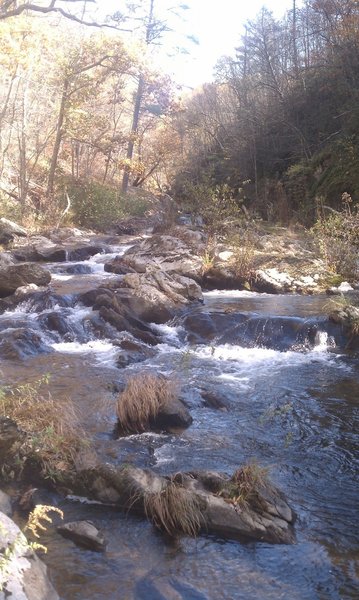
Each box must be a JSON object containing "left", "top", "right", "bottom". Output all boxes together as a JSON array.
[
  {"left": 144, "top": 480, "right": 204, "bottom": 536},
  {"left": 117, "top": 372, "right": 178, "bottom": 433},
  {"left": 218, "top": 463, "right": 269, "bottom": 509},
  {"left": 0, "top": 376, "right": 89, "bottom": 481}
]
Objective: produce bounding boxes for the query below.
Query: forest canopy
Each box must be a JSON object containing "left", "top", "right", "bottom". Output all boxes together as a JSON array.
[{"left": 0, "top": 0, "right": 358, "bottom": 228}]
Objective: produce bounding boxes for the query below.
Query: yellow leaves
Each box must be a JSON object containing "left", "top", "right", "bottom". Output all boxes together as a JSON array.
[{"left": 25, "top": 505, "right": 64, "bottom": 540}]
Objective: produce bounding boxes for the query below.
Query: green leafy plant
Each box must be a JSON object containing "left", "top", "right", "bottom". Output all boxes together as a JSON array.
[{"left": 311, "top": 200, "right": 359, "bottom": 280}]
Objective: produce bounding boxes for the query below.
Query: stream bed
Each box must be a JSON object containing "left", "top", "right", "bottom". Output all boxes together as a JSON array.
[{"left": 1, "top": 238, "right": 358, "bottom": 599}]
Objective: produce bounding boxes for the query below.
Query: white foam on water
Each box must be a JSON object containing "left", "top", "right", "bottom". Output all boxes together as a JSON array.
[
  {"left": 154, "top": 443, "right": 175, "bottom": 465},
  {"left": 66, "top": 305, "right": 93, "bottom": 322},
  {"left": 313, "top": 330, "right": 332, "bottom": 352},
  {"left": 51, "top": 339, "right": 118, "bottom": 365},
  {"left": 193, "top": 343, "right": 334, "bottom": 367},
  {"left": 51, "top": 273, "right": 74, "bottom": 282},
  {"left": 204, "top": 289, "right": 274, "bottom": 298},
  {"left": 150, "top": 323, "right": 183, "bottom": 346},
  {"left": 66, "top": 495, "right": 108, "bottom": 505}
]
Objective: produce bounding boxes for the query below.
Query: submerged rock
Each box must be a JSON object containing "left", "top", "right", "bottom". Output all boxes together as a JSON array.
[
  {"left": 0, "top": 328, "right": 51, "bottom": 359},
  {"left": 57, "top": 520, "right": 106, "bottom": 552}
]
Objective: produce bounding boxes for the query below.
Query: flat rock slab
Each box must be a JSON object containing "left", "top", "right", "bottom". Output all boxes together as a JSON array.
[{"left": 57, "top": 521, "right": 106, "bottom": 552}]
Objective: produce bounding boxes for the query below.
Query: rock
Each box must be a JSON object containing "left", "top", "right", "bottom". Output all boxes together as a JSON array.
[
  {"left": 67, "top": 245, "right": 104, "bottom": 261},
  {"left": 13, "top": 240, "right": 67, "bottom": 262},
  {"left": 329, "top": 304, "right": 359, "bottom": 349},
  {"left": 121, "top": 271, "right": 203, "bottom": 321},
  {"left": 119, "top": 233, "right": 205, "bottom": 280},
  {"left": 116, "top": 338, "right": 156, "bottom": 368},
  {"left": 253, "top": 268, "right": 293, "bottom": 294},
  {"left": 57, "top": 520, "right": 106, "bottom": 552},
  {"left": 13, "top": 237, "right": 106, "bottom": 263},
  {"left": 0, "top": 491, "right": 12, "bottom": 517},
  {"left": 0, "top": 328, "right": 51, "bottom": 359},
  {"left": 151, "top": 397, "right": 193, "bottom": 432},
  {"left": 202, "top": 265, "right": 245, "bottom": 290},
  {"left": 104, "top": 257, "right": 137, "bottom": 275},
  {"left": 0, "top": 264, "right": 51, "bottom": 298},
  {"left": 0, "top": 218, "right": 27, "bottom": 245},
  {"left": 65, "top": 264, "right": 92, "bottom": 274},
  {"left": 14, "top": 283, "right": 39, "bottom": 297},
  {"left": 200, "top": 390, "right": 229, "bottom": 412},
  {"left": 0, "top": 252, "right": 15, "bottom": 268},
  {"left": 71, "top": 464, "right": 295, "bottom": 545},
  {"left": 0, "top": 511, "right": 59, "bottom": 600},
  {"left": 338, "top": 282, "right": 354, "bottom": 292}
]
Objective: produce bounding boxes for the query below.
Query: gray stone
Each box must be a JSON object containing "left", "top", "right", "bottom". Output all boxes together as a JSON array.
[
  {"left": 0, "top": 218, "right": 27, "bottom": 245},
  {"left": 57, "top": 520, "right": 106, "bottom": 552},
  {"left": 0, "top": 491, "right": 12, "bottom": 517},
  {"left": 71, "top": 464, "right": 295, "bottom": 545},
  {"left": 0, "top": 511, "right": 59, "bottom": 600},
  {"left": 0, "top": 264, "right": 51, "bottom": 297}
]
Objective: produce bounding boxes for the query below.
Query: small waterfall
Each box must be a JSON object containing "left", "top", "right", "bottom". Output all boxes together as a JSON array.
[{"left": 313, "top": 330, "right": 330, "bottom": 351}]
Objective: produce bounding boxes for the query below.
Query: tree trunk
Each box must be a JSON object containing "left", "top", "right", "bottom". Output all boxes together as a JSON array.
[
  {"left": 121, "top": 74, "right": 145, "bottom": 194},
  {"left": 46, "top": 78, "right": 69, "bottom": 200},
  {"left": 121, "top": 0, "right": 155, "bottom": 194}
]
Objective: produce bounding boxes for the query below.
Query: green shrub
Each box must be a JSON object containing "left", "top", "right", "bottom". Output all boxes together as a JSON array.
[
  {"left": 311, "top": 200, "right": 359, "bottom": 280},
  {"left": 65, "top": 180, "right": 124, "bottom": 229},
  {"left": 182, "top": 180, "right": 245, "bottom": 234}
]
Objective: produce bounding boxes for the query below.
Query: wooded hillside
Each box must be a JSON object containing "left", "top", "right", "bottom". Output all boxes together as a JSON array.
[{"left": 0, "top": 0, "right": 358, "bottom": 228}]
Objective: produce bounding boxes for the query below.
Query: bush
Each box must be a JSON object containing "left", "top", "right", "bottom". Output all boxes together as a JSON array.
[
  {"left": 181, "top": 180, "right": 246, "bottom": 234},
  {"left": 311, "top": 199, "right": 359, "bottom": 280},
  {"left": 116, "top": 372, "right": 178, "bottom": 434},
  {"left": 0, "top": 376, "right": 90, "bottom": 481},
  {"left": 64, "top": 180, "right": 153, "bottom": 230},
  {"left": 66, "top": 180, "right": 124, "bottom": 229}
]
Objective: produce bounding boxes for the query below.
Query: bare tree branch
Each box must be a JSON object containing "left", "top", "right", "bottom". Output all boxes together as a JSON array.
[{"left": 0, "top": 0, "right": 131, "bottom": 31}]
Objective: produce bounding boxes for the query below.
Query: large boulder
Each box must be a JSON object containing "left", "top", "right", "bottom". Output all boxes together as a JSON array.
[
  {"left": 121, "top": 271, "right": 203, "bottom": 322},
  {"left": 0, "top": 264, "right": 51, "bottom": 297},
  {"left": 106, "top": 232, "right": 205, "bottom": 281},
  {"left": 13, "top": 239, "right": 105, "bottom": 263},
  {"left": 0, "top": 511, "right": 59, "bottom": 600}
]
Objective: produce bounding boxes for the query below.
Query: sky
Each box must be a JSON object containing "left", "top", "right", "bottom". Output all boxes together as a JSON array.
[
  {"left": 98, "top": 0, "right": 298, "bottom": 88},
  {"left": 162, "top": 0, "right": 297, "bottom": 87}
]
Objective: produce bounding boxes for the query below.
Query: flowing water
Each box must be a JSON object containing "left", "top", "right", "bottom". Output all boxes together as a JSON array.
[{"left": 1, "top": 239, "right": 358, "bottom": 599}]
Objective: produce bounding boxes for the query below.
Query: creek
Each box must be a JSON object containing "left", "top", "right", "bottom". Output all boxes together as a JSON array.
[{"left": 0, "top": 236, "right": 358, "bottom": 600}]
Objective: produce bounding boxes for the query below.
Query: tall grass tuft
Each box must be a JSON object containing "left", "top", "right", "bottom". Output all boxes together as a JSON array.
[
  {"left": 116, "top": 372, "right": 178, "bottom": 434},
  {"left": 144, "top": 480, "right": 204, "bottom": 536}
]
